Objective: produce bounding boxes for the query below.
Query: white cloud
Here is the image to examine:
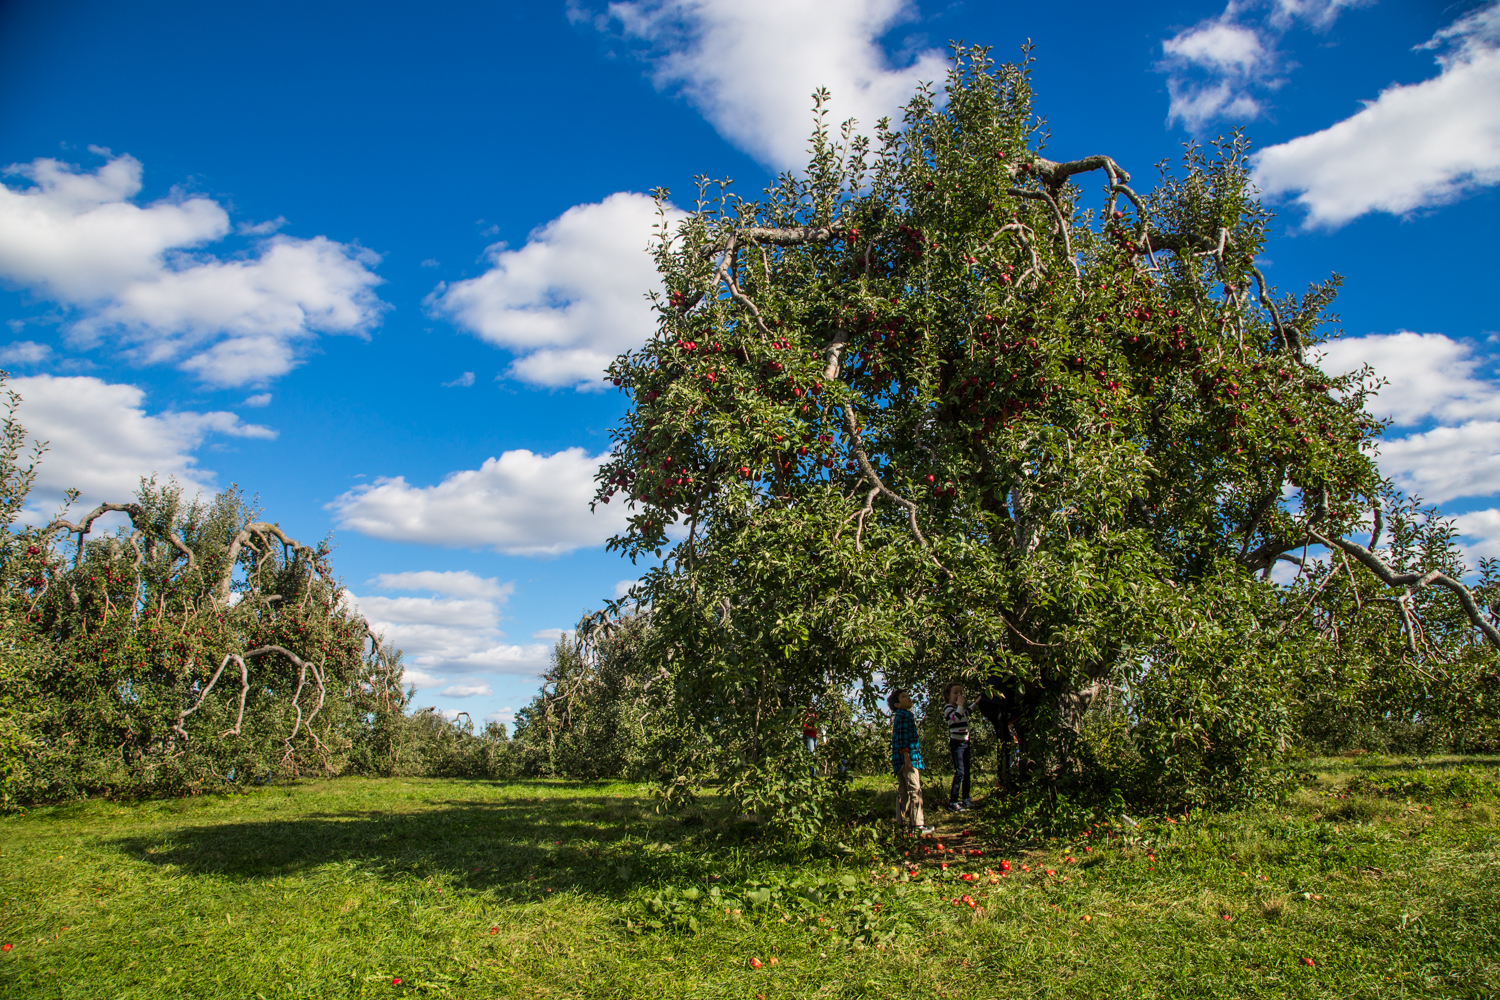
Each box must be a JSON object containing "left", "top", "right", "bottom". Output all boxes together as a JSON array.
[
  {"left": 595, "top": 0, "right": 946, "bottom": 170},
  {"left": 1164, "top": 22, "right": 1269, "bottom": 75},
  {"left": 440, "top": 682, "right": 493, "bottom": 698},
  {"left": 1378, "top": 421, "right": 1500, "bottom": 505},
  {"left": 443, "top": 371, "right": 475, "bottom": 388},
  {"left": 1158, "top": 0, "right": 1367, "bottom": 131},
  {"left": 1159, "top": 13, "right": 1276, "bottom": 130},
  {"left": 429, "top": 193, "right": 674, "bottom": 390},
  {"left": 1269, "top": 0, "right": 1368, "bottom": 31},
  {"left": 242, "top": 392, "right": 272, "bottom": 407},
  {"left": 372, "top": 570, "right": 515, "bottom": 601},
  {"left": 0, "top": 151, "right": 385, "bottom": 386},
  {"left": 329, "top": 447, "right": 629, "bottom": 557},
  {"left": 1318, "top": 332, "right": 1500, "bottom": 505},
  {"left": 614, "top": 578, "right": 640, "bottom": 599},
  {"left": 399, "top": 668, "right": 448, "bottom": 690},
  {"left": 1165, "top": 79, "right": 1265, "bottom": 130},
  {"left": 348, "top": 573, "right": 551, "bottom": 680},
  {"left": 356, "top": 594, "right": 503, "bottom": 629},
  {"left": 0, "top": 341, "right": 52, "bottom": 365},
  {"left": 1317, "top": 332, "right": 1500, "bottom": 427},
  {"left": 1252, "top": 3, "right": 1500, "bottom": 227},
  {"left": 1453, "top": 508, "right": 1500, "bottom": 561},
  {"left": 531, "top": 628, "right": 569, "bottom": 641},
  {"left": 486, "top": 707, "right": 516, "bottom": 724},
  {"left": 11, "top": 374, "right": 274, "bottom": 518}
]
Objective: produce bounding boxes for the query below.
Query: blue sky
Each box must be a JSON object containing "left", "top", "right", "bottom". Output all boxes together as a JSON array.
[{"left": 2, "top": 0, "right": 1497, "bottom": 724}]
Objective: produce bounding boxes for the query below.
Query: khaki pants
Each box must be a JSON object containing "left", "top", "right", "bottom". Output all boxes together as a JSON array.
[{"left": 897, "top": 765, "right": 925, "bottom": 829}]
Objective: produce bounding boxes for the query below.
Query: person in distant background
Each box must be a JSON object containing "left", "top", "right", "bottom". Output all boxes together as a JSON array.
[
  {"left": 888, "top": 688, "right": 933, "bottom": 834},
  {"left": 802, "top": 704, "right": 819, "bottom": 777}
]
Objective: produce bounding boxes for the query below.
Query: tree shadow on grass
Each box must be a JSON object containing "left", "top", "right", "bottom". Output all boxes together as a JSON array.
[{"left": 109, "top": 793, "right": 717, "bottom": 901}]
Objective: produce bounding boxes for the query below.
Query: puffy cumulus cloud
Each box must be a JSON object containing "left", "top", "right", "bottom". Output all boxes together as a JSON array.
[
  {"left": 1253, "top": 3, "right": 1500, "bottom": 227},
  {"left": 0, "top": 341, "right": 53, "bottom": 365},
  {"left": 347, "top": 573, "right": 551, "bottom": 683},
  {"left": 329, "top": 447, "right": 629, "bottom": 557},
  {"left": 1159, "top": 15, "right": 1275, "bottom": 130},
  {"left": 1317, "top": 332, "right": 1500, "bottom": 427},
  {"left": 440, "top": 682, "right": 493, "bottom": 698},
  {"left": 11, "top": 374, "right": 274, "bottom": 517},
  {"left": 1453, "top": 508, "right": 1500, "bottom": 560},
  {"left": 1318, "top": 331, "right": 1500, "bottom": 504},
  {"left": 370, "top": 570, "right": 514, "bottom": 601},
  {"left": 1164, "top": 22, "right": 1269, "bottom": 76},
  {"left": 1158, "top": 0, "right": 1367, "bottom": 131},
  {"left": 591, "top": 0, "right": 946, "bottom": 170},
  {"left": 0, "top": 153, "right": 228, "bottom": 300},
  {"left": 0, "top": 151, "right": 385, "bottom": 386},
  {"left": 1378, "top": 421, "right": 1500, "bottom": 505},
  {"left": 429, "top": 193, "right": 676, "bottom": 390}
]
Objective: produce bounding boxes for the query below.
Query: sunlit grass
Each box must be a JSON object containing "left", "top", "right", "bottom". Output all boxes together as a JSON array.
[{"left": 1, "top": 758, "right": 1497, "bottom": 998}]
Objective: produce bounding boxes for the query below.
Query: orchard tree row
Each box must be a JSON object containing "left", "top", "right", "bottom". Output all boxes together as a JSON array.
[{"left": 0, "top": 383, "right": 409, "bottom": 803}]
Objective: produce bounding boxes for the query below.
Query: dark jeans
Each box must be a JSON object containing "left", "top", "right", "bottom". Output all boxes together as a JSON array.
[{"left": 949, "top": 738, "right": 970, "bottom": 803}]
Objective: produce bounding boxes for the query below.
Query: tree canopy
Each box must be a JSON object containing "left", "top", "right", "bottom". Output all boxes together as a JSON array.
[{"left": 590, "top": 46, "right": 1499, "bottom": 810}]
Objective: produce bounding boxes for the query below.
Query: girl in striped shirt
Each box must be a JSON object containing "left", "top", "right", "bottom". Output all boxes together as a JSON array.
[{"left": 941, "top": 681, "right": 975, "bottom": 811}]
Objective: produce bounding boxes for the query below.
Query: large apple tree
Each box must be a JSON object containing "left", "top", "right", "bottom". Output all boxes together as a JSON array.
[{"left": 592, "top": 46, "right": 1500, "bottom": 808}]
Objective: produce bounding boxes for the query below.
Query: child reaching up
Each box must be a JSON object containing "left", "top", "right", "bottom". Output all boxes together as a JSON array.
[
  {"left": 941, "top": 681, "right": 976, "bottom": 811},
  {"left": 888, "top": 689, "right": 933, "bottom": 835}
]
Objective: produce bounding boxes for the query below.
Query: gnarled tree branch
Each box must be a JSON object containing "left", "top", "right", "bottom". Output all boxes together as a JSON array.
[
  {"left": 1307, "top": 527, "right": 1500, "bottom": 652},
  {"left": 700, "top": 225, "right": 842, "bottom": 259},
  {"left": 217, "top": 523, "right": 325, "bottom": 605},
  {"left": 43, "top": 502, "right": 196, "bottom": 572}
]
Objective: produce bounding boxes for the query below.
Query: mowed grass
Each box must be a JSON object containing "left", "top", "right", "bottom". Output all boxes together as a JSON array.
[{"left": 2, "top": 757, "right": 1498, "bottom": 999}]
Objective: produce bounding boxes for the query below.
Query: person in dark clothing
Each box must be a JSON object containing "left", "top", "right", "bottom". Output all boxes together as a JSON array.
[{"left": 974, "top": 674, "right": 1029, "bottom": 785}]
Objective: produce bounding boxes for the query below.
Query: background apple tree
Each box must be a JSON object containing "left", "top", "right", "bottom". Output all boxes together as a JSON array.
[{"left": 592, "top": 45, "right": 1500, "bottom": 827}]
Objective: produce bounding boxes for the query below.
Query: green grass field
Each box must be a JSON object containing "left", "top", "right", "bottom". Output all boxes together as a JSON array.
[{"left": 2, "top": 756, "right": 1497, "bottom": 999}]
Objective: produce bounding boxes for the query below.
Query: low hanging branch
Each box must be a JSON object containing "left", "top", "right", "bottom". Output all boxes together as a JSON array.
[
  {"left": 171, "top": 645, "right": 333, "bottom": 751},
  {"left": 1307, "top": 527, "right": 1500, "bottom": 652},
  {"left": 172, "top": 653, "right": 248, "bottom": 740}
]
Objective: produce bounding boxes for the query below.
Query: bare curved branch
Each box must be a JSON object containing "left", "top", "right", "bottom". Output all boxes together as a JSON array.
[
  {"left": 700, "top": 225, "right": 842, "bottom": 259},
  {"left": 1307, "top": 527, "right": 1500, "bottom": 652},
  {"left": 171, "top": 653, "right": 249, "bottom": 740},
  {"left": 42, "top": 502, "right": 196, "bottom": 572},
  {"left": 217, "top": 523, "right": 324, "bottom": 604}
]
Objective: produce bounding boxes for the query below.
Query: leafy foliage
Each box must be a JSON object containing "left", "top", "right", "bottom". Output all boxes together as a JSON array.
[
  {"left": 585, "top": 45, "right": 1495, "bottom": 820},
  {"left": 0, "top": 377, "right": 408, "bottom": 803}
]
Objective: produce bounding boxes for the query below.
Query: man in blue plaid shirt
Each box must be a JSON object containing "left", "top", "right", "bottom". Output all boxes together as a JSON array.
[{"left": 888, "top": 689, "right": 932, "bottom": 834}]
